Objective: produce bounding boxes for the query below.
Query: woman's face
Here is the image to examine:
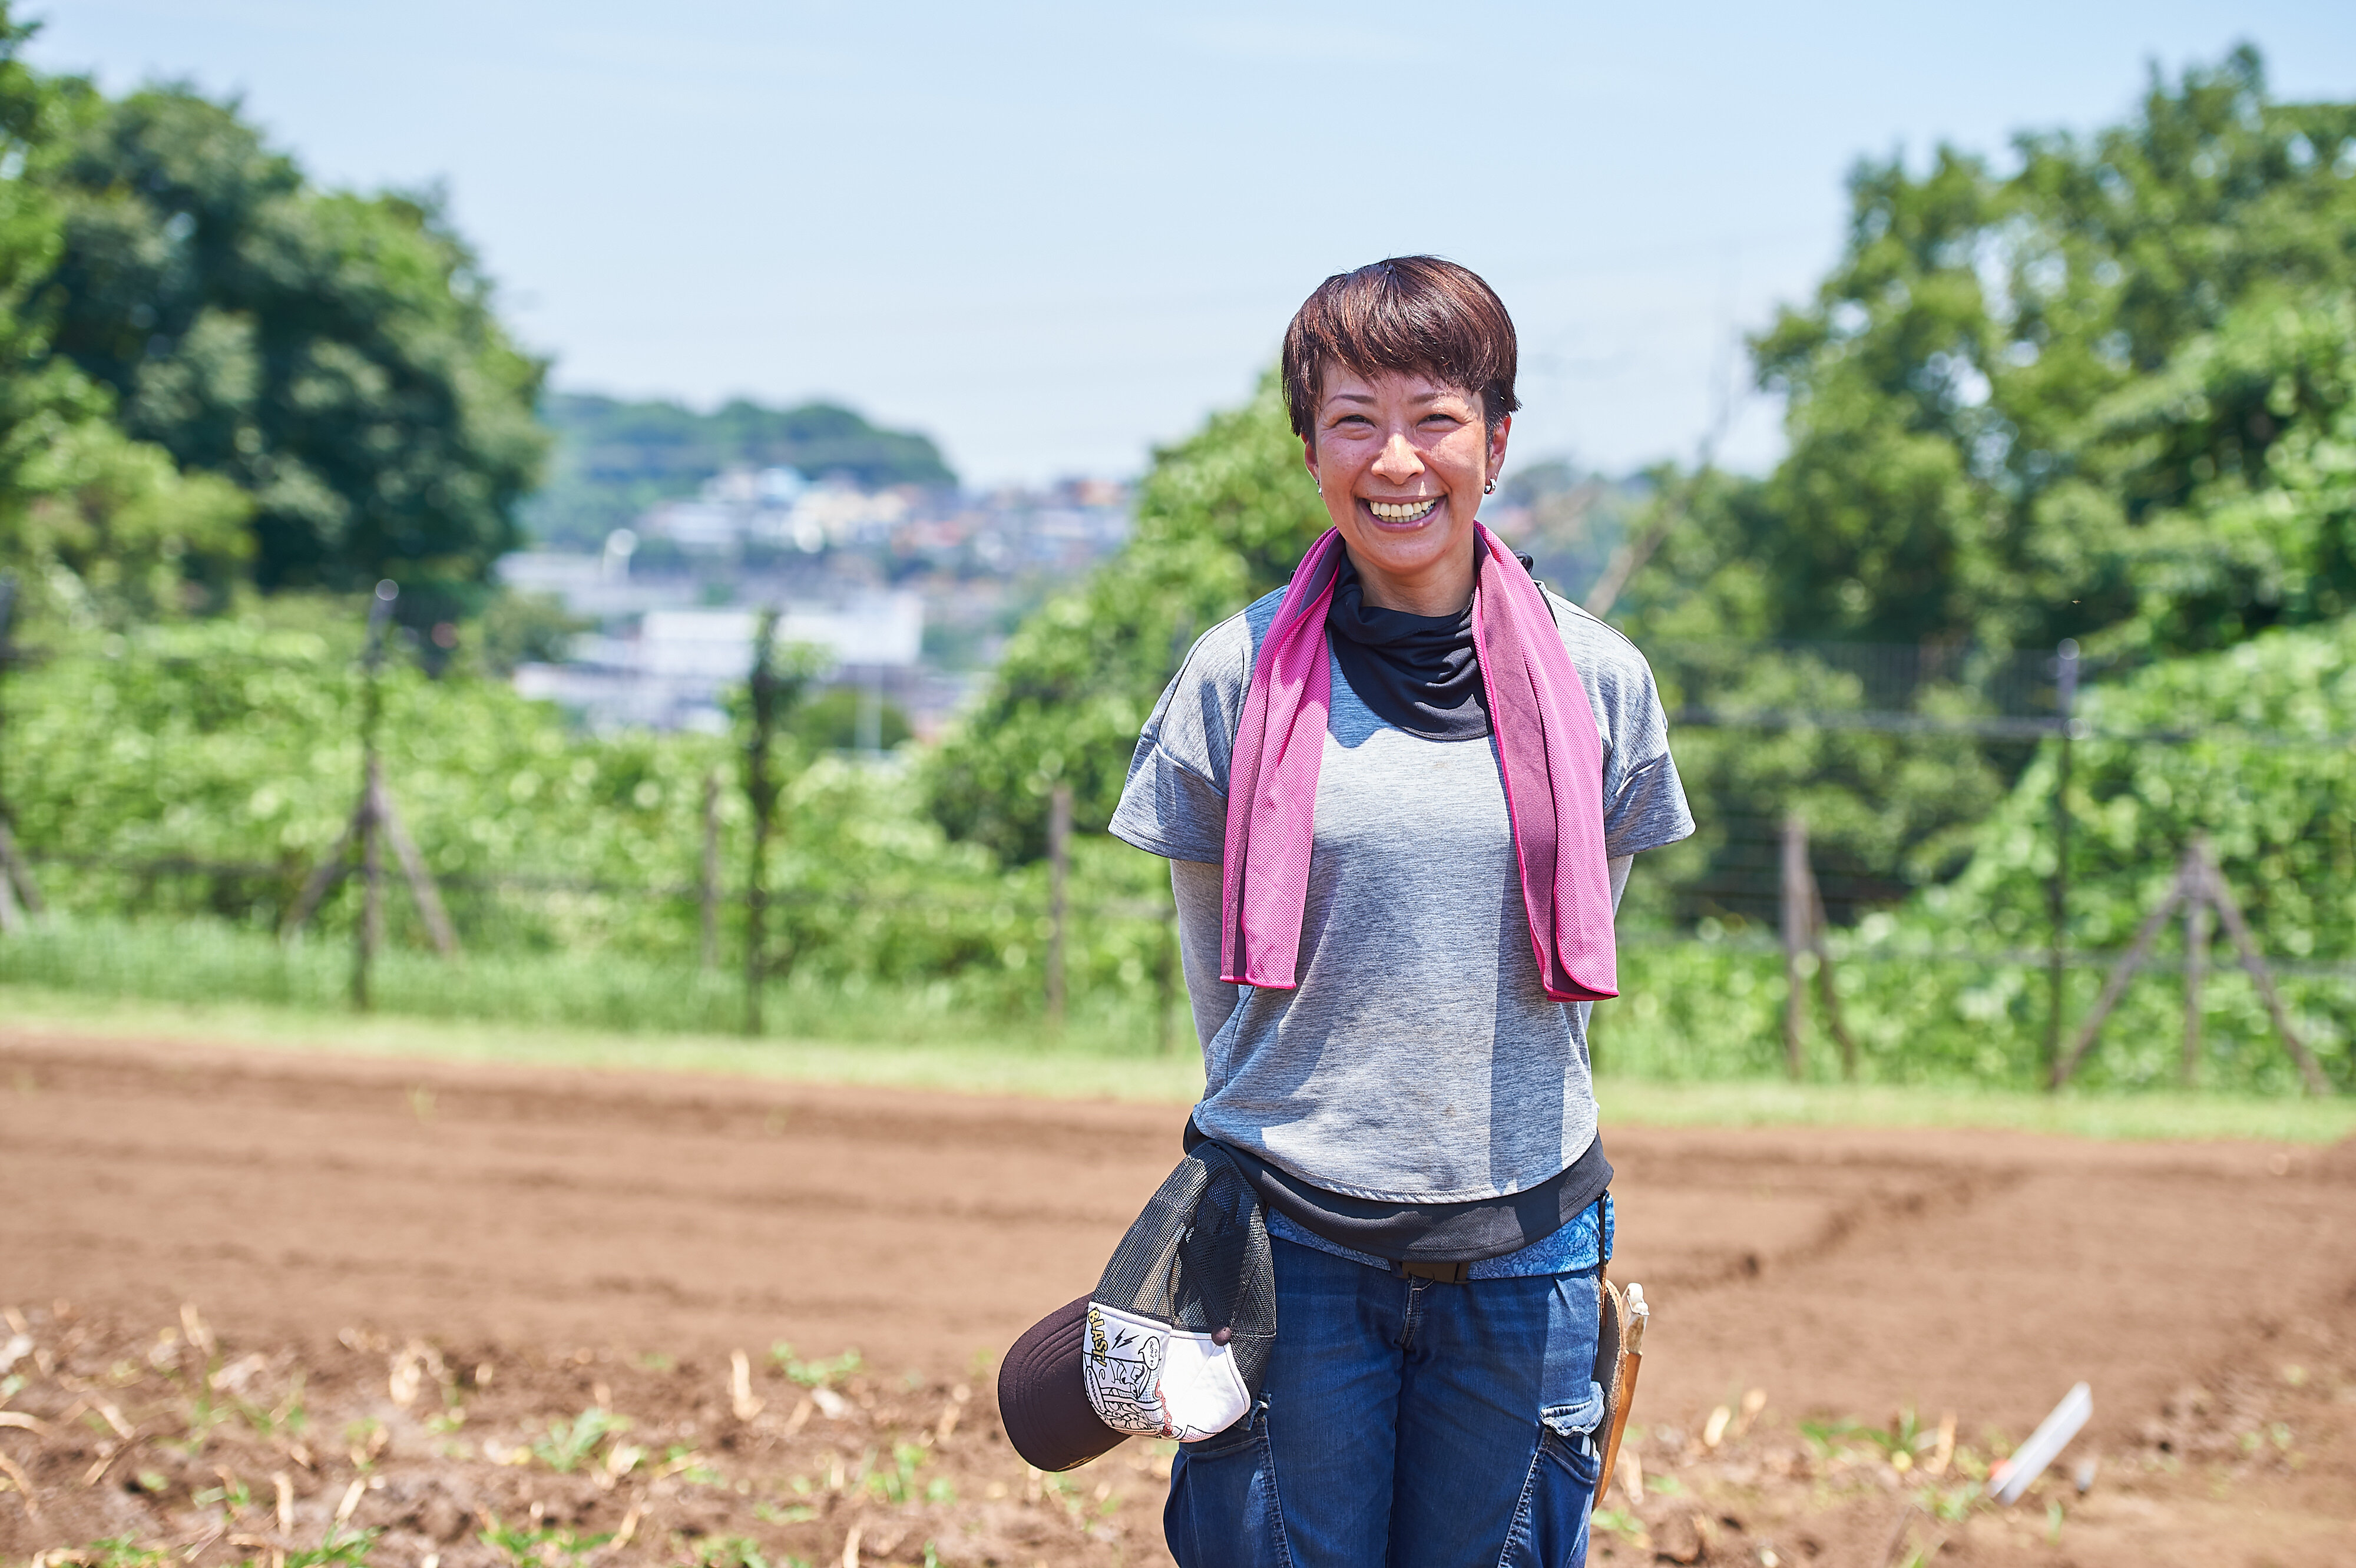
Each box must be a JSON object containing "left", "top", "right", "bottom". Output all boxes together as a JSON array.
[{"left": 1302, "top": 364, "right": 1509, "bottom": 614}]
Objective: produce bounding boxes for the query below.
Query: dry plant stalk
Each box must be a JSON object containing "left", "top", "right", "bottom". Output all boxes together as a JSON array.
[
  {"left": 1927, "top": 1410, "right": 1957, "bottom": 1477},
  {"left": 729, "top": 1349, "right": 763, "bottom": 1421},
  {"left": 0, "top": 1445, "right": 41, "bottom": 1517}
]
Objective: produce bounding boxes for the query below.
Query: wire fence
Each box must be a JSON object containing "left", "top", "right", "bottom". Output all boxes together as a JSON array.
[{"left": 0, "top": 603, "right": 2348, "bottom": 1089}]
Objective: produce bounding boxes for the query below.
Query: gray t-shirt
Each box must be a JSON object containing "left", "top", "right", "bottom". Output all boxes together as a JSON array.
[{"left": 1108, "top": 584, "right": 1693, "bottom": 1205}]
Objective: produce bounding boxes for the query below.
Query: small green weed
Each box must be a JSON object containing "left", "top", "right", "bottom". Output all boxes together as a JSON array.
[
  {"left": 1590, "top": 1509, "right": 1644, "bottom": 1540},
  {"left": 659, "top": 1444, "right": 724, "bottom": 1485},
  {"left": 684, "top": 1539, "right": 803, "bottom": 1568},
  {"left": 769, "top": 1342, "right": 863, "bottom": 1389},
  {"left": 45, "top": 1538, "right": 174, "bottom": 1568},
  {"left": 863, "top": 1441, "right": 933, "bottom": 1504},
  {"left": 234, "top": 1374, "right": 309, "bottom": 1443},
  {"left": 1798, "top": 1417, "right": 1863, "bottom": 1459},
  {"left": 530, "top": 1407, "right": 627, "bottom": 1473},
  {"left": 479, "top": 1515, "right": 611, "bottom": 1568},
  {"left": 194, "top": 1478, "right": 253, "bottom": 1514},
  {"left": 1916, "top": 1480, "right": 1979, "bottom": 1523},
  {"left": 280, "top": 1524, "right": 378, "bottom": 1568}
]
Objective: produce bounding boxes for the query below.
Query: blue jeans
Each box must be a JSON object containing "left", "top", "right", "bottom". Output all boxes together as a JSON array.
[{"left": 1165, "top": 1237, "right": 1606, "bottom": 1568}]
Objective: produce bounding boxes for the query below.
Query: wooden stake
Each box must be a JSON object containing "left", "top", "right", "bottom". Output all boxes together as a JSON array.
[
  {"left": 374, "top": 776, "right": 457, "bottom": 957},
  {"left": 1808, "top": 874, "right": 1859, "bottom": 1081},
  {"left": 2192, "top": 839, "right": 2332, "bottom": 1096},
  {"left": 0, "top": 819, "right": 42, "bottom": 926},
  {"left": 355, "top": 756, "right": 382, "bottom": 1011},
  {"left": 283, "top": 815, "right": 359, "bottom": 940},
  {"left": 2053, "top": 838, "right": 2330, "bottom": 1095},
  {"left": 2049, "top": 863, "right": 2189, "bottom": 1090},
  {"left": 743, "top": 610, "right": 786, "bottom": 1037},
  {"left": 0, "top": 840, "right": 20, "bottom": 936},
  {"left": 1781, "top": 816, "right": 1809, "bottom": 1080},
  {"left": 2182, "top": 894, "right": 2209, "bottom": 1089}
]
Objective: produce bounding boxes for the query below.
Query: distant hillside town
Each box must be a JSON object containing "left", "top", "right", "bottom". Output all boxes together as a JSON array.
[{"left": 499, "top": 392, "right": 1130, "bottom": 740}]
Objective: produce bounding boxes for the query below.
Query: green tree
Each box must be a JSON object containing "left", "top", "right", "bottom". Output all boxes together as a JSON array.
[
  {"left": 925, "top": 372, "right": 1325, "bottom": 862},
  {"left": 0, "top": 6, "right": 247, "bottom": 626},
  {"left": 1642, "top": 45, "right": 2356, "bottom": 659},
  {"left": 29, "top": 79, "right": 547, "bottom": 606},
  {"left": 1613, "top": 46, "right": 2356, "bottom": 925}
]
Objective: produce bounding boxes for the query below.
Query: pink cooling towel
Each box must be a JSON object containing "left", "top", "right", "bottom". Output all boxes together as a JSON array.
[{"left": 1219, "top": 524, "right": 1618, "bottom": 1001}]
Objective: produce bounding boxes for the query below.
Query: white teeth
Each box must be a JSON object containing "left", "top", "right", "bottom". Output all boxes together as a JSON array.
[{"left": 1368, "top": 498, "right": 1440, "bottom": 522}]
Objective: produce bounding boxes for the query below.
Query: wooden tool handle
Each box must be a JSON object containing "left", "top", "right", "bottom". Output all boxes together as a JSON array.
[{"left": 1597, "top": 1283, "right": 1649, "bottom": 1501}]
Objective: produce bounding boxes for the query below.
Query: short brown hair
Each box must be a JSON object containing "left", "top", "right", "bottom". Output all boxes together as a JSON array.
[{"left": 1280, "top": 256, "right": 1520, "bottom": 444}]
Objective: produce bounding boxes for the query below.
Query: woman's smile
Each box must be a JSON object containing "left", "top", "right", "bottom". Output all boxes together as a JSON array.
[{"left": 1365, "top": 497, "right": 1442, "bottom": 524}]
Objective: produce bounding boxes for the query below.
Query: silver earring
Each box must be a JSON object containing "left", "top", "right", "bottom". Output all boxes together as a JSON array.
[{"left": 1483, "top": 479, "right": 1495, "bottom": 495}]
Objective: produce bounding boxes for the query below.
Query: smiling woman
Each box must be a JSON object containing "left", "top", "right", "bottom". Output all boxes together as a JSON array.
[
  {"left": 1084, "top": 257, "right": 1697, "bottom": 1567},
  {"left": 1286, "top": 254, "right": 1518, "bottom": 616}
]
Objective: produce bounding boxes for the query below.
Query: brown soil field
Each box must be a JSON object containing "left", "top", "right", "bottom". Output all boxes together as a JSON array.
[{"left": 3, "top": 1028, "right": 2352, "bottom": 1567}]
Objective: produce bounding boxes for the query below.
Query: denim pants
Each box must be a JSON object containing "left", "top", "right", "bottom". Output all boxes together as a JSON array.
[{"left": 1164, "top": 1236, "right": 1606, "bottom": 1568}]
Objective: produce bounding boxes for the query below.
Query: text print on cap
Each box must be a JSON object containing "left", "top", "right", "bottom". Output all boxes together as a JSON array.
[{"left": 1083, "top": 1302, "right": 1252, "bottom": 1441}]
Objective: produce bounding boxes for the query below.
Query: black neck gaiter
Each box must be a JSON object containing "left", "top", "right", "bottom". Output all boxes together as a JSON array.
[{"left": 1325, "top": 549, "right": 1490, "bottom": 740}]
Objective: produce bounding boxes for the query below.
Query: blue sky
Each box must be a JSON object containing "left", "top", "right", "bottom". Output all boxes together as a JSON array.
[{"left": 28, "top": 2, "right": 2356, "bottom": 487}]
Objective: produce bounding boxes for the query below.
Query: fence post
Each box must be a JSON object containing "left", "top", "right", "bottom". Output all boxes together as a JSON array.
[
  {"left": 0, "top": 573, "right": 47, "bottom": 929},
  {"left": 2045, "top": 639, "right": 2078, "bottom": 1081},
  {"left": 2182, "top": 891, "right": 2209, "bottom": 1088},
  {"left": 1045, "top": 783, "right": 1071, "bottom": 1027},
  {"left": 743, "top": 610, "right": 782, "bottom": 1037},
  {"left": 700, "top": 768, "right": 720, "bottom": 971},
  {"left": 350, "top": 581, "right": 398, "bottom": 1011},
  {"left": 1781, "top": 814, "right": 1808, "bottom": 1081}
]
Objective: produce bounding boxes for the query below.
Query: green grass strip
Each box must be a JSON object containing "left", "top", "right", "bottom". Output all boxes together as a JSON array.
[{"left": 7, "top": 985, "right": 2348, "bottom": 1144}]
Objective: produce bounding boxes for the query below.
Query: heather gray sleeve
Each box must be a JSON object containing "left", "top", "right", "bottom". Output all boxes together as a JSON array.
[
  {"left": 1547, "top": 591, "right": 1696, "bottom": 858},
  {"left": 1107, "top": 600, "right": 1273, "bottom": 863},
  {"left": 1169, "top": 857, "right": 1239, "bottom": 1049}
]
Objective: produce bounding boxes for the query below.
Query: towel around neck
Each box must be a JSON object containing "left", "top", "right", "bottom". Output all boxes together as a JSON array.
[
  {"left": 1324, "top": 550, "right": 1490, "bottom": 741},
  {"left": 1220, "top": 525, "right": 1619, "bottom": 1003}
]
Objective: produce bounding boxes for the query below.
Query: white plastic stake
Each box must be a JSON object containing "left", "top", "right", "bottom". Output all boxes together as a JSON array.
[{"left": 1987, "top": 1382, "right": 2092, "bottom": 1504}]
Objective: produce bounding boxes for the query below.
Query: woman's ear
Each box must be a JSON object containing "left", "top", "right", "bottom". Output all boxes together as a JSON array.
[
  {"left": 1486, "top": 413, "right": 1512, "bottom": 485},
  {"left": 1301, "top": 436, "right": 1321, "bottom": 491}
]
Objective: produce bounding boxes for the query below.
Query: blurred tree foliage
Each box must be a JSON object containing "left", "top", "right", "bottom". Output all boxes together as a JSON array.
[
  {"left": 522, "top": 392, "right": 957, "bottom": 549},
  {"left": 7, "top": 611, "right": 1168, "bottom": 1011},
  {"left": 1632, "top": 45, "right": 2356, "bottom": 656},
  {"left": 1613, "top": 45, "right": 2356, "bottom": 924},
  {"left": 23, "top": 57, "right": 547, "bottom": 611},
  {"left": 924, "top": 373, "right": 1326, "bottom": 862},
  {"left": 0, "top": 8, "right": 249, "bottom": 626}
]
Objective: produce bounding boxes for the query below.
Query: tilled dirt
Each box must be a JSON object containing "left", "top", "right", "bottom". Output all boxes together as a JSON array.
[{"left": 2, "top": 1028, "right": 2352, "bottom": 1567}]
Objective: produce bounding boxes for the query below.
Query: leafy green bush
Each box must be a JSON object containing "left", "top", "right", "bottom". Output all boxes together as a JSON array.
[{"left": 2, "top": 610, "right": 1178, "bottom": 1024}]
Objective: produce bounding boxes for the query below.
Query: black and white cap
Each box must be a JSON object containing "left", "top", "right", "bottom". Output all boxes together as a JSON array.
[{"left": 998, "top": 1144, "right": 1275, "bottom": 1471}]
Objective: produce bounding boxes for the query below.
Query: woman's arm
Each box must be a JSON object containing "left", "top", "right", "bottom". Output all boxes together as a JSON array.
[
  {"left": 1169, "top": 854, "right": 1637, "bottom": 1050},
  {"left": 1169, "top": 858, "right": 1237, "bottom": 1049}
]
